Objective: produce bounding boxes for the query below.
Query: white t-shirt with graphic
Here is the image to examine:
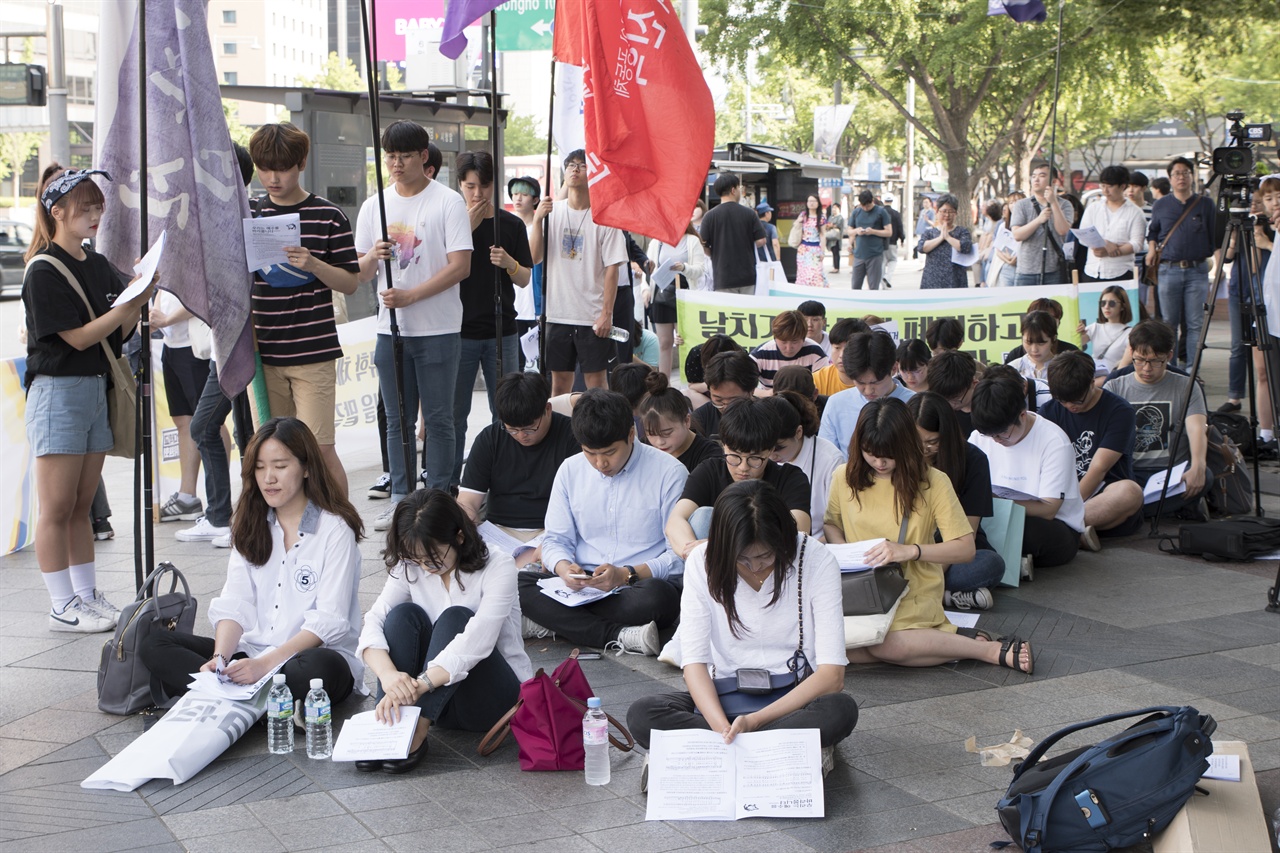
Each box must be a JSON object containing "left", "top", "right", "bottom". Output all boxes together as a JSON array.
[
  {"left": 355, "top": 180, "right": 473, "bottom": 337},
  {"left": 970, "top": 413, "right": 1086, "bottom": 532},
  {"left": 545, "top": 199, "right": 628, "bottom": 327}
]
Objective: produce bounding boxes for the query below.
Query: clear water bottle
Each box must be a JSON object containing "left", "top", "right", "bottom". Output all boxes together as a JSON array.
[
  {"left": 303, "top": 678, "right": 332, "bottom": 759},
  {"left": 583, "top": 696, "right": 610, "bottom": 785},
  {"left": 266, "top": 673, "right": 294, "bottom": 754},
  {"left": 607, "top": 326, "right": 631, "bottom": 342}
]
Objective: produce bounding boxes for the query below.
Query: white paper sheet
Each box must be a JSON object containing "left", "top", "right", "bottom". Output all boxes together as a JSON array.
[
  {"left": 992, "top": 485, "right": 1038, "bottom": 502},
  {"left": 477, "top": 521, "right": 543, "bottom": 559},
  {"left": 870, "top": 320, "right": 899, "bottom": 343},
  {"left": 645, "top": 728, "right": 824, "bottom": 821},
  {"left": 1070, "top": 226, "right": 1107, "bottom": 250},
  {"left": 651, "top": 245, "right": 689, "bottom": 291},
  {"left": 243, "top": 213, "right": 301, "bottom": 272},
  {"left": 112, "top": 231, "right": 166, "bottom": 306},
  {"left": 825, "top": 539, "right": 888, "bottom": 573},
  {"left": 994, "top": 229, "right": 1019, "bottom": 256},
  {"left": 187, "top": 656, "right": 290, "bottom": 701},
  {"left": 520, "top": 324, "right": 540, "bottom": 363},
  {"left": 1203, "top": 752, "right": 1241, "bottom": 781},
  {"left": 1143, "top": 462, "right": 1188, "bottom": 503},
  {"left": 951, "top": 248, "right": 980, "bottom": 267},
  {"left": 536, "top": 575, "right": 618, "bottom": 607},
  {"left": 331, "top": 708, "right": 421, "bottom": 761},
  {"left": 945, "top": 610, "right": 981, "bottom": 629}
]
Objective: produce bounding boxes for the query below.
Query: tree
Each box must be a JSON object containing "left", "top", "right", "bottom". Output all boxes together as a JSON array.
[
  {"left": 298, "top": 52, "right": 364, "bottom": 91},
  {"left": 503, "top": 113, "right": 545, "bottom": 156},
  {"left": 222, "top": 101, "right": 252, "bottom": 147},
  {"left": 0, "top": 132, "right": 44, "bottom": 203}
]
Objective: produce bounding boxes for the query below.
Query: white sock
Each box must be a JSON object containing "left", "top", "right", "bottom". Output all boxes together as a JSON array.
[
  {"left": 42, "top": 569, "right": 76, "bottom": 612},
  {"left": 1262, "top": 429, "right": 1274, "bottom": 442},
  {"left": 179, "top": 492, "right": 198, "bottom": 503},
  {"left": 68, "top": 562, "right": 97, "bottom": 601}
]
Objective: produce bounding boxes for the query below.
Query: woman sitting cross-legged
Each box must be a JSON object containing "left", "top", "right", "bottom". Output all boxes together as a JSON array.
[
  {"left": 824, "top": 398, "right": 1034, "bottom": 673},
  {"left": 627, "top": 480, "right": 858, "bottom": 768},
  {"left": 356, "top": 489, "right": 532, "bottom": 773},
  {"left": 140, "top": 417, "right": 365, "bottom": 705}
]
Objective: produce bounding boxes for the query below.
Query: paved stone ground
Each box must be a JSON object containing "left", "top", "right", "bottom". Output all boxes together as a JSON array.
[{"left": 3, "top": 294, "right": 1279, "bottom": 852}]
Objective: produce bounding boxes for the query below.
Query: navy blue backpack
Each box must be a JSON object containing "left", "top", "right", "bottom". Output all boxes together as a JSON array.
[{"left": 997, "top": 705, "right": 1216, "bottom": 853}]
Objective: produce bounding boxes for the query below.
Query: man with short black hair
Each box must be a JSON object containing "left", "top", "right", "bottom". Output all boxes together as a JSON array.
[
  {"left": 970, "top": 372, "right": 1083, "bottom": 572},
  {"left": 848, "top": 189, "right": 892, "bottom": 290},
  {"left": 518, "top": 389, "right": 687, "bottom": 655},
  {"left": 819, "top": 331, "right": 914, "bottom": 453},
  {"left": 1126, "top": 171, "right": 1150, "bottom": 209},
  {"left": 693, "top": 350, "right": 759, "bottom": 437},
  {"left": 1041, "top": 351, "right": 1144, "bottom": 548},
  {"left": 749, "top": 310, "right": 828, "bottom": 388},
  {"left": 812, "top": 317, "right": 868, "bottom": 396},
  {"left": 927, "top": 350, "right": 979, "bottom": 437},
  {"left": 699, "top": 173, "right": 767, "bottom": 293},
  {"left": 1011, "top": 159, "right": 1074, "bottom": 286},
  {"left": 797, "top": 300, "right": 830, "bottom": 355}
]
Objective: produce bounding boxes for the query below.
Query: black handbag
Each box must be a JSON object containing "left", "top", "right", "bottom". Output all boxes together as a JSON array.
[
  {"left": 841, "top": 515, "right": 909, "bottom": 616},
  {"left": 96, "top": 562, "right": 198, "bottom": 715},
  {"left": 703, "top": 537, "right": 813, "bottom": 717}
]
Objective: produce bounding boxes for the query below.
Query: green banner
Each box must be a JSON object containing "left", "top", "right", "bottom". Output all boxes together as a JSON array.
[{"left": 496, "top": 0, "right": 555, "bottom": 51}]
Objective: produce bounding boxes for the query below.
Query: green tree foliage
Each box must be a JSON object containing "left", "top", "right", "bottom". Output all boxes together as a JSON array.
[
  {"left": 222, "top": 101, "right": 252, "bottom": 147},
  {"left": 298, "top": 52, "right": 364, "bottom": 91},
  {"left": 503, "top": 113, "right": 546, "bottom": 156},
  {"left": 0, "top": 132, "right": 45, "bottom": 201}
]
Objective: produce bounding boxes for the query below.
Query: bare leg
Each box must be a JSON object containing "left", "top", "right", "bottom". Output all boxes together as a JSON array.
[
  {"left": 319, "top": 444, "right": 349, "bottom": 497},
  {"left": 1253, "top": 349, "right": 1273, "bottom": 431},
  {"left": 583, "top": 370, "right": 608, "bottom": 389},
  {"left": 551, "top": 371, "right": 574, "bottom": 397},
  {"left": 1084, "top": 480, "right": 1143, "bottom": 530},
  {"left": 656, "top": 323, "right": 675, "bottom": 378},
  {"left": 847, "top": 627, "right": 1031, "bottom": 671},
  {"left": 35, "top": 453, "right": 104, "bottom": 574},
  {"left": 173, "top": 415, "right": 201, "bottom": 496}
]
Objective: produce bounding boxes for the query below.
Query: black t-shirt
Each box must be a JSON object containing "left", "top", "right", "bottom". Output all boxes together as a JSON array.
[
  {"left": 23, "top": 244, "right": 128, "bottom": 385},
  {"left": 949, "top": 443, "right": 994, "bottom": 551},
  {"left": 955, "top": 408, "right": 973, "bottom": 439},
  {"left": 459, "top": 412, "right": 580, "bottom": 528},
  {"left": 1041, "top": 389, "right": 1136, "bottom": 485},
  {"left": 681, "top": 457, "right": 811, "bottom": 513},
  {"left": 692, "top": 401, "right": 721, "bottom": 438},
  {"left": 700, "top": 202, "right": 766, "bottom": 291},
  {"left": 676, "top": 432, "right": 724, "bottom": 473},
  {"left": 460, "top": 209, "right": 533, "bottom": 340}
]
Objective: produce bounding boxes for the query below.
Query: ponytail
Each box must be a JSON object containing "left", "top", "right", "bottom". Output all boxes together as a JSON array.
[{"left": 24, "top": 163, "right": 65, "bottom": 263}]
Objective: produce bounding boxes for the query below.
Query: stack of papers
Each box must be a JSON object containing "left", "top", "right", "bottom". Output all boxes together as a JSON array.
[
  {"left": 331, "top": 708, "right": 421, "bottom": 762},
  {"left": 477, "top": 521, "right": 543, "bottom": 560},
  {"left": 536, "top": 575, "right": 619, "bottom": 607},
  {"left": 1202, "top": 752, "right": 1241, "bottom": 782},
  {"left": 1069, "top": 226, "right": 1107, "bottom": 250},
  {"left": 1143, "top": 462, "right": 1188, "bottom": 503},
  {"left": 186, "top": 657, "right": 289, "bottom": 701},
  {"left": 825, "top": 538, "right": 887, "bottom": 573}
]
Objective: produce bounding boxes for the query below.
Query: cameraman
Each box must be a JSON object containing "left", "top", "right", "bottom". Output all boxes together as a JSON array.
[{"left": 1220, "top": 191, "right": 1275, "bottom": 457}]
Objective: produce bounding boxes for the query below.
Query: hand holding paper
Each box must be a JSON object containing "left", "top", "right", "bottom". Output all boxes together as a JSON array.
[{"left": 113, "top": 230, "right": 166, "bottom": 307}]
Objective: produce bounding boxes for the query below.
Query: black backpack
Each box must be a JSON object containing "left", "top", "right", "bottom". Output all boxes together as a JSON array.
[
  {"left": 997, "top": 706, "right": 1215, "bottom": 853},
  {"left": 1208, "top": 411, "right": 1253, "bottom": 457},
  {"left": 1174, "top": 516, "right": 1280, "bottom": 561}
]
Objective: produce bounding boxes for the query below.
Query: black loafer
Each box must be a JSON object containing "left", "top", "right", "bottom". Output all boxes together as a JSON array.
[
  {"left": 354, "top": 759, "right": 384, "bottom": 772},
  {"left": 382, "top": 736, "right": 428, "bottom": 774}
]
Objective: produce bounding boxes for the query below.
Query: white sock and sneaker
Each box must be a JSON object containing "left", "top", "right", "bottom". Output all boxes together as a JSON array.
[
  {"left": 45, "top": 565, "right": 118, "bottom": 633},
  {"left": 607, "top": 621, "right": 661, "bottom": 656},
  {"left": 176, "top": 516, "right": 230, "bottom": 545}
]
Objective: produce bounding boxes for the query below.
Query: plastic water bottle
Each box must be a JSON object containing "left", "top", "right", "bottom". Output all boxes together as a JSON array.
[
  {"left": 303, "top": 678, "right": 332, "bottom": 759},
  {"left": 266, "top": 674, "right": 294, "bottom": 754},
  {"left": 583, "top": 696, "right": 610, "bottom": 785},
  {"left": 607, "top": 326, "right": 631, "bottom": 342}
]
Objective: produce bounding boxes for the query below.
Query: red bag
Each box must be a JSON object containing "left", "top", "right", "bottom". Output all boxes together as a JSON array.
[{"left": 478, "top": 649, "right": 634, "bottom": 771}]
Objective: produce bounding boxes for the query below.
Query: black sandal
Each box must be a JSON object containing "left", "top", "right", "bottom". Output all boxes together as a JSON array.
[
  {"left": 998, "top": 636, "right": 1034, "bottom": 675},
  {"left": 959, "top": 627, "right": 1002, "bottom": 643}
]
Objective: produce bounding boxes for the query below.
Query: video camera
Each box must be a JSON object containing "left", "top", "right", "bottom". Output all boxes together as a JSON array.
[{"left": 1212, "top": 111, "right": 1273, "bottom": 216}]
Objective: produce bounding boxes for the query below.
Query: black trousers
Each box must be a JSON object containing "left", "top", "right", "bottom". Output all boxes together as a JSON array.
[
  {"left": 139, "top": 631, "right": 355, "bottom": 704},
  {"left": 626, "top": 691, "right": 859, "bottom": 750},
  {"left": 517, "top": 570, "right": 680, "bottom": 649},
  {"left": 1022, "top": 516, "right": 1080, "bottom": 569}
]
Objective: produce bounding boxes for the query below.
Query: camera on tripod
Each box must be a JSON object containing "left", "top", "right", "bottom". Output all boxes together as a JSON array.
[{"left": 1212, "top": 110, "right": 1272, "bottom": 214}]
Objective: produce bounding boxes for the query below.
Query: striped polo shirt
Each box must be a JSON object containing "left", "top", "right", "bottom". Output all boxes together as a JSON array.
[
  {"left": 749, "top": 338, "right": 830, "bottom": 388},
  {"left": 251, "top": 194, "right": 360, "bottom": 366}
]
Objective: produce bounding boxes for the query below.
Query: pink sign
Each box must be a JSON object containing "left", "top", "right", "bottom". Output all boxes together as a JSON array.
[{"left": 373, "top": 0, "right": 448, "bottom": 62}]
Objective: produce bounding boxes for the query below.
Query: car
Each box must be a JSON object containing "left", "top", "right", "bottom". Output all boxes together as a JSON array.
[{"left": 0, "top": 220, "right": 34, "bottom": 298}]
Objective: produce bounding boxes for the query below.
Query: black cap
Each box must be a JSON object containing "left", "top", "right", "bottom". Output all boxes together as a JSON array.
[{"left": 507, "top": 175, "right": 542, "bottom": 200}]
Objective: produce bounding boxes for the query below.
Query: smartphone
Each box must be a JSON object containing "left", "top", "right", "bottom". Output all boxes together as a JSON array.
[
  {"left": 577, "top": 652, "right": 602, "bottom": 661},
  {"left": 568, "top": 573, "right": 590, "bottom": 579}
]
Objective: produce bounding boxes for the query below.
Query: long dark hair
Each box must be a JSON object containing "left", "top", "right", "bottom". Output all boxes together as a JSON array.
[
  {"left": 382, "top": 489, "right": 490, "bottom": 590},
  {"left": 906, "top": 392, "right": 967, "bottom": 495},
  {"left": 230, "top": 417, "right": 364, "bottom": 567},
  {"left": 762, "top": 390, "right": 820, "bottom": 439},
  {"left": 844, "top": 398, "right": 930, "bottom": 519},
  {"left": 704, "top": 480, "right": 799, "bottom": 639}
]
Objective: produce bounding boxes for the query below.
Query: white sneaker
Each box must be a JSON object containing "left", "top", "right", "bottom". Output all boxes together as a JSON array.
[
  {"left": 1079, "top": 525, "right": 1102, "bottom": 552},
  {"left": 522, "top": 616, "right": 554, "bottom": 640},
  {"left": 367, "top": 473, "right": 391, "bottom": 499},
  {"left": 176, "top": 517, "right": 230, "bottom": 542},
  {"left": 1020, "top": 556, "right": 1034, "bottom": 582},
  {"left": 83, "top": 590, "right": 121, "bottom": 626},
  {"left": 212, "top": 532, "right": 231, "bottom": 548},
  {"left": 944, "top": 588, "right": 993, "bottom": 611},
  {"left": 49, "top": 596, "right": 116, "bottom": 633},
  {"left": 374, "top": 504, "right": 397, "bottom": 532},
  {"left": 607, "top": 621, "right": 660, "bottom": 656},
  {"left": 821, "top": 745, "right": 835, "bottom": 778}
]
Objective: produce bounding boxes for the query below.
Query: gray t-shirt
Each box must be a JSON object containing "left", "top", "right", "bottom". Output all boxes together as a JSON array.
[
  {"left": 1106, "top": 371, "right": 1205, "bottom": 473},
  {"left": 1010, "top": 196, "right": 1075, "bottom": 274}
]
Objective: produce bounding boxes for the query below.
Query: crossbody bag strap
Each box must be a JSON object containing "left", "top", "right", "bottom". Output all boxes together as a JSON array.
[
  {"left": 1157, "top": 194, "right": 1200, "bottom": 253},
  {"left": 785, "top": 535, "right": 810, "bottom": 683},
  {"left": 25, "top": 255, "right": 118, "bottom": 372},
  {"left": 897, "top": 511, "right": 910, "bottom": 545},
  {"left": 1031, "top": 199, "right": 1065, "bottom": 257}
]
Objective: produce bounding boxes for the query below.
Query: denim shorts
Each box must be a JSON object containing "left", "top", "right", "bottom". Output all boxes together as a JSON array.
[{"left": 25, "top": 374, "right": 113, "bottom": 457}]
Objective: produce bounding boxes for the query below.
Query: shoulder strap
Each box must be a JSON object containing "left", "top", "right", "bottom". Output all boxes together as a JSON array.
[
  {"left": 1030, "top": 199, "right": 1065, "bottom": 255},
  {"left": 1157, "top": 194, "right": 1200, "bottom": 252},
  {"left": 897, "top": 512, "right": 910, "bottom": 544},
  {"left": 25, "top": 255, "right": 118, "bottom": 370}
]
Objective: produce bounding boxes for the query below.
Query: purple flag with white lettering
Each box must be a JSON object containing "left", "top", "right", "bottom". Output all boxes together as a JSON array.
[
  {"left": 987, "top": 0, "right": 1048, "bottom": 23},
  {"left": 439, "top": 0, "right": 505, "bottom": 59},
  {"left": 95, "top": 0, "right": 255, "bottom": 398}
]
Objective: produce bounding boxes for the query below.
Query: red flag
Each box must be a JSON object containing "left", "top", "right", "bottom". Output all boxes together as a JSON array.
[
  {"left": 581, "top": 0, "right": 714, "bottom": 246},
  {"left": 552, "top": 0, "right": 586, "bottom": 64}
]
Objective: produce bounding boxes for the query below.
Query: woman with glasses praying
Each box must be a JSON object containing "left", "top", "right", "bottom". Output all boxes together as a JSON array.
[
  {"left": 824, "top": 398, "right": 1034, "bottom": 673},
  {"left": 356, "top": 489, "right": 532, "bottom": 774}
]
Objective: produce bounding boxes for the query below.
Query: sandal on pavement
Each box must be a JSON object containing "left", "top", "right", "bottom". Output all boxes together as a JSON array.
[
  {"left": 959, "top": 627, "right": 1002, "bottom": 643},
  {"left": 998, "top": 636, "right": 1034, "bottom": 675}
]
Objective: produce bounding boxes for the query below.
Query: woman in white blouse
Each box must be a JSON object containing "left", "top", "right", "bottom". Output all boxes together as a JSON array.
[
  {"left": 627, "top": 480, "right": 857, "bottom": 757},
  {"left": 645, "top": 221, "right": 706, "bottom": 378},
  {"left": 140, "top": 417, "right": 365, "bottom": 705},
  {"left": 356, "top": 489, "right": 532, "bottom": 773},
  {"left": 1080, "top": 165, "right": 1146, "bottom": 283}
]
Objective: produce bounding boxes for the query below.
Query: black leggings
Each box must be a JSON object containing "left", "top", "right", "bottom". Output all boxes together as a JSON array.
[
  {"left": 140, "top": 631, "right": 355, "bottom": 705},
  {"left": 517, "top": 570, "right": 680, "bottom": 649}
]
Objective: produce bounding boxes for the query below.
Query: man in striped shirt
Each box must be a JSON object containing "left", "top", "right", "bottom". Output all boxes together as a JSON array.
[
  {"left": 748, "top": 309, "right": 829, "bottom": 389},
  {"left": 248, "top": 123, "right": 360, "bottom": 493}
]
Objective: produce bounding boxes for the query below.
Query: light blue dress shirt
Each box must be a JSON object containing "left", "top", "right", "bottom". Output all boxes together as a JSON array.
[{"left": 818, "top": 382, "right": 915, "bottom": 456}]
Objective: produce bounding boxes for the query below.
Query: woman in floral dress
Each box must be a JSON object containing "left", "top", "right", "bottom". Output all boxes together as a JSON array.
[{"left": 791, "top": 195, "right": 828, "bottom": 288}]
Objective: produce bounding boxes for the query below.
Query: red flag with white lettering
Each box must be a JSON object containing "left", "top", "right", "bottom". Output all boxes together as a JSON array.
[
  {"left": 580, "top": 0, "right": 713, "bottom": 246},
  {"left": 552, "top": 0, "right": 586, "bottom": 64}
]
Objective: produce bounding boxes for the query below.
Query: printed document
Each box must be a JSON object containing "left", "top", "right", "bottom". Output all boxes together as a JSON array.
[
  {"left": 113, "top": 231, "right": 166, "bottom": 306},
  {"left": 537, "top": 575, "right": 618, "bottom": 607},
  {"left": 243, "top": 213, "right": 301, "bottom": 272},
  {"left": 1143, "top": 462, "right": 1188, "bottom": 503},
  {"left": 1070, "top": 226, "right": 1107, "bottom": 250},
  {"left": 331, "top": 708, "right": 420, "bottom": 762},
  {"left": 187, "top": 656, "right": 290, "bottom": 702},
  {"left": 825, "top": 539, "right": 888, "bottom": 573}
]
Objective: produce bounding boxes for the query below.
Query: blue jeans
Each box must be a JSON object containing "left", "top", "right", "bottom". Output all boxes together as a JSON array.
[
  {"left": 1156, "top": 261, "right": 1209, "bottom": 367},
  {"left": 1015, "top": 271, "right": 1067, "bottom": 287},
  {"left": 190, "top": 361, "right": 233, "bottom": 527},
  {"left": 452, "top": 334, "right": 519, "bottom": 486},
  {"left": 375, "top": 333, "right": 460, "bottom": 496},
  {"left": 379, "top": 603, "right": 520, "bottom": 730},
  {"left": 689, "top": 506, "right": 714, "bottom": 540},
  {"left": 944, "top": 548, "right": 1005, "bottom": 592}
]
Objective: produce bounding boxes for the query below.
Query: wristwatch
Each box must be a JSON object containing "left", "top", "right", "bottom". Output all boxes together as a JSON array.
[
  {"left": 416, "top": 670, "right": 435, "bottom": 692},
  {"left": 624, "top": 565, "right": 639, "bottom": 586}
]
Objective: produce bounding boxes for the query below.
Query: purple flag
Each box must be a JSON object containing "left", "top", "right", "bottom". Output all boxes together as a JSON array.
[
  {"left": 439, "top": 0, "right": 505, "bottom": 59},
  {"left": 95, "top": 0, "right": 255, "bottom": 398},
  {"left": 988, "top": 0, "right": 1048, "bottom": 23}
]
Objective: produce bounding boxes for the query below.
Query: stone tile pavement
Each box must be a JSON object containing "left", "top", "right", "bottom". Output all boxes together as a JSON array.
[{"left": 4, "top": 324, "right": 1280, "bottom": 852}]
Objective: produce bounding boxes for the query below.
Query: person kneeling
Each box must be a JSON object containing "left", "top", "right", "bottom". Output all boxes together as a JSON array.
[
  {"left": 355, "top": 490, "right": 532, "bottom": 773},
  {"left": 627, "top": 480, "right": 858, "bottom": 776},
  {"left": 140, "top": 418, "right": 364, "bottom": 707}
]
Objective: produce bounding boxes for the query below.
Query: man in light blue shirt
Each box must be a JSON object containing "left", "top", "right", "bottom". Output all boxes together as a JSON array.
[
  {"left": 518, "top": 389, "right": 687, "bottom": 656},
  {"left": 819, "top": 331, "right": 914, "bottom": 455}
]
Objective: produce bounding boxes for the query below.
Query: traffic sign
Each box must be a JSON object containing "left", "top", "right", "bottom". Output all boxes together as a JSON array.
[{"left": 496, "top": 0, "right": 555, "bottom": 52}]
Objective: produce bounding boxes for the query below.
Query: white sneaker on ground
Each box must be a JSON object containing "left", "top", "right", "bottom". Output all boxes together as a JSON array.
[
  {"left": 49, "top": 596, "right": 116, "bottom": 633},
  {"left": 821, "top": 745, "right": 835, "bottom": 777},
  {"left": 212, "top": 532, "right": 231, "bottom": 548},
  {"left": 374, "top": 504, "right": 398, "bottom": 532},
  {"left": 367, "top": 473, "right": 391, "bottom": 499},
  {"left": 83, "top": 590, "right": 121, "bottom": 626},
  {"left": 1020, "top": 556, "right": 1034, "bottom": 581},
  {"left": 607, "top": 621, "right": 660, "bottom": 656},
  {"left": 944, "top": 588, "right": 993, "bottom": 611},
  {"left": 522, "top": 616, "right": 554, "bottom": 640},
  {"left": 175, "top": 517, "right": 230, "bottom": 543},
  {"left": 640, "top": 753, "right": 649, "bottom": 792},
  {"left": 159, "top": 492, "right": 203, "bottom": 522},
  {"left": 1079, "top": 525, "right": 1102, "bottom": 552}
]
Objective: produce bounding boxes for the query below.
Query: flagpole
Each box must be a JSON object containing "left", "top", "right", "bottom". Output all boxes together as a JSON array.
[
  {"left": 540, "top": 57, "right": 556, "bottom": 378},
  {"left": 359, "top": 0, "right": 415, "bottom": 497},
  {"left": 490, "top": 12, "right": 503, "bottom": 378},
  {"left": 134, "top": 0, "right": 153, "bottom": 591},
  {"left": 1046, "top": 0, "right": 1065, "bottom": 192}
]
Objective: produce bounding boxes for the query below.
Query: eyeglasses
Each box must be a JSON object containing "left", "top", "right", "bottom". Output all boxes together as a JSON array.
[
  {"left": 504, "top": 412, "right": 545, "bottom": 437},
  {"left": 1132, "top": 355, "right": 1168, "bottom": 368},
  {"left": 564, "top": 162, "right": 587, "bottom": 173},
  {"left": 384, "top": 152, "right": 420, "bottom": 164},
  {"left": 1099, "top": 299, "right": 1121, "bottom": 308},
  {"left": 406, "top": 551, "right": 451, "bottom": 573},
  {"left": 724, "top": 452, "right": 768, "bottom": 469}
]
